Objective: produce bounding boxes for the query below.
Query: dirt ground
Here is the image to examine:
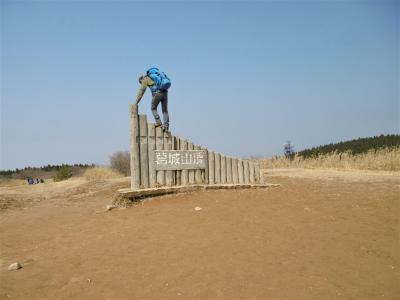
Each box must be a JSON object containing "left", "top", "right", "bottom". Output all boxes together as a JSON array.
[{"left": 0, "top": 169, "right": 399, "bottom": 299}]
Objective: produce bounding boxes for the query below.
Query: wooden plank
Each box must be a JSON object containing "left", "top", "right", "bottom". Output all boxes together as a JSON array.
[
  {"left": 243, "top": 160, "right": 250, "bottom": 184},
  {"left": 155, "top": 126, "right": 165, "bottom": 186},
  {"left": 188, "top": 142, "right": 195, "bottom": 184},
  {"left": 139, "top": 115, "right": 149, "bottom": 188},
  {"left": 214, "top": 153, "right": 221, "bottom": 184},
  {"left": 226, "top": 157, "right": 232, "bottom": 184},
  {"left": 130, "top": 104, "right": 140, "bottom": 190},
  {"left": 208, "top": 151, "right": 215, "bottom": 184},
  {"left": 238, "top": 159, "right": 244, "bottom": 184},
  {"left": 232, "top": 158, "right": 239, "bottom": 184},
  {"left": 220, "top": 155, "right": 226, "bottom": 184},
  {"left": 249, "top": 160, "right": 255, "bottom": 184},
  {"left": 180, "top": 139, "right": 189, "bottom": 185},
  {"left": 148, "top": 123, "right": 156, "bottom": 188},
  {"left": 164, "top": 131, "right": 173, "bottom": 187}
]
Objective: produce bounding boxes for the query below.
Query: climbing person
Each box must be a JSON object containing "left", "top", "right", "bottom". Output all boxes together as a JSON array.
[{"left": 135, "top": 67, "right": 171, "bottom": 133}]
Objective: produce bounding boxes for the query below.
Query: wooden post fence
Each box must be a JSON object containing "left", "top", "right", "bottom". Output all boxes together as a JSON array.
[{"left": 129, "top": 107, "right": 265, "bottom": 190}]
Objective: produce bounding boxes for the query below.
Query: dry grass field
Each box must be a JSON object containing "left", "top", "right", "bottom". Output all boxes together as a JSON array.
[
  {"left": 0, "top": 168, "right": 399, "bottom": 299},
  {"left": 261, "top": 147, "right": 400, "bottom": 171}
]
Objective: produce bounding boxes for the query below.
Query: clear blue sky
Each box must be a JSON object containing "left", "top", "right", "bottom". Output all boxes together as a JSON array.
[{"left": 1, "top": 0, "right": 399, "bottom": 170}]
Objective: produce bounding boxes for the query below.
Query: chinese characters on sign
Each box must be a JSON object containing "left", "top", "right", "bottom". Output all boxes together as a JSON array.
[{"left": 154, "top": 150, "right": 208, "bottom": 171}]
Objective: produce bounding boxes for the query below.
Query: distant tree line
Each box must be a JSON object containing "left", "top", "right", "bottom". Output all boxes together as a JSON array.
[
  {"left": 297, "top": 134, "right": 400, "bottom": 158},
  {"left": 0, "top": 163, "right": 95, "bottom": 178}
]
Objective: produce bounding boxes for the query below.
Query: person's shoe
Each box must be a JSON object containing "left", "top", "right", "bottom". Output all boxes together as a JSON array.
[
  {"left": 155, "top": 122, "right": 163, "bottom": 128},
  {"left": 162, "top": 126, "right": 170, "bottom": 137}
]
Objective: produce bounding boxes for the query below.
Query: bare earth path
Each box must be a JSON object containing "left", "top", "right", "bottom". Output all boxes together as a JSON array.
[{"left": 0, "top": 170, "right": 399, "bottom": 299}]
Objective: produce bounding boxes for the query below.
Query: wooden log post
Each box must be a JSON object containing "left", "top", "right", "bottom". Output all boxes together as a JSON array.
[
  {"left": 249, "top": 161, "right": 256, "bottom": 184},
  {"left": 220, "top": 155, "right": 226, "bottom": 184},
  {"left": 155, "top": 126, "right": 165, "bottom": 186},
  {"left": 208, "top": 151, "right": 215, "bottom": 184},
  {"left": 181, "top": 139, "right": 189, "bottom": 185},
  {"left": 214, "top": 153, "right": 221, "bottom": 184},
  {"left": 232, "top": 158, "right": 239, "bottom": 184},
  {"left": 226, "top": 157, "right": 232, "bottom": 184},
  {"left": 254, "top": 161, "right": 260, "bottom": 184},
  {"left": 148, "top": 123, "right": 156, "bottom": 188},
  {"left": 258, "top": 161, "right": 265, "bottom": 184},
  {"left": 164, "top": 133, "right": 173, "bottom": 187},
  {"left": 130, "top": 104, "right": 140, "bottom": 190},
  {"left": 194, "top": 145, "right": 203, "bottom": 184},
  {"left": 170, "top": 135, "right": 176, "bottom": 186},
  {"left": 238, "top": 159, "right": 244, "bottom": 184},
  {"left": 202, "top": 147, "right": 209, "bottom": 184},
  {"left": 139, "top": 115, "right": 149, "bottom": 188},
  {"left": 175, "top": 137, "right": 181, "bottom": 186},
  {"left": 188, "top": 142, "right": 195, "bottom": 184},
  {"left": 243, "top": 160, "right": 250, "bottom": 184}
]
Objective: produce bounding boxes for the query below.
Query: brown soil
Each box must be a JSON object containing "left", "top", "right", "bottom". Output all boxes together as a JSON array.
[{"left": 0, "top": 170, "right": 399, "bottom": 299}]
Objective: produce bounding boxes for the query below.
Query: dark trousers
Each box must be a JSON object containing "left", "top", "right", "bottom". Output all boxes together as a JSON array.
[{"left": 151, "top": 91, "right": 169, "bottom": 129}]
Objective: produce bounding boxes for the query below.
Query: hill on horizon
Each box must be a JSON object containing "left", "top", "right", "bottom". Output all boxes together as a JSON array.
[{"left": 297, "top": 134, "right": 400, "bottom": 158}]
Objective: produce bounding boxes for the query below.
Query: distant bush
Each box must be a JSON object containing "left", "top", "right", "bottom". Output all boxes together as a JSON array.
[
  {"left": 53, "top": 166, "right": 73, "bottom": 182},
  {"left": 83, "top": 167, "right": 122, "bottom": 181},
  {"left": 110, "top": 151, "right": 130, "bottom": 176}
]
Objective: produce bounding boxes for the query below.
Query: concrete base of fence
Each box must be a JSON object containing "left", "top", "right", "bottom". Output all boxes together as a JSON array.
[{"left": 113, "top": 183, "right": 281, "bottom": 207}]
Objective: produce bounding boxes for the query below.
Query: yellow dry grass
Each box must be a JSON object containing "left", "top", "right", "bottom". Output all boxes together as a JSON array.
[
  {"left": 83, "top": 167, "right": 123, "bottom": 181},
  {"left": 260, "top": 147, "right": 400, "bottom": 171},
  {"left": 0, "top": 178, "right": 26, "bottom": 187}
]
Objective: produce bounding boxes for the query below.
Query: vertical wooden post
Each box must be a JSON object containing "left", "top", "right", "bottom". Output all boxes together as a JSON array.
[
  {"left": 175, "top": 137, "right": 181, "bottom": 186},
  {"left": 188, "top": 142, "right": 195, "bottom": 184},
  {"left": 232, "top": 158, "right": 239, "bottom": 184},
  {"left": 155, "top": 126, "right": 165, "bottom": 186},
  {"left": 220, "top": 155, "right": 226, "bottom": 184},
  {"left": 254, "top": 161, "right": 260, "bottom": 184},
  {"left": 181, "top": 139, "right": 189, "bottom": 185},
  {"left": 214, "top": 153, "right": 221, "bottom": 184},
  {"left": 244, "top": 160, "right": 250, "bottom": 184},
  {"left": 164, "top": 133, "right": 173, "bottom": 187},
  {"left": 208, "top": 151, "right": 215, "bottom": 184},
  {"left": 148, "top": 123, "right": 156, "bottom": 188},
  {"left": 194, "top": 145, "right": 203, "bottom": 184},
  {"left": 202, "top": 147, "right": 209, "bottom": 184},
  {"left": 249, "top": 161, "right": 255, "bottom": 184},
  {"left": 238, "top": 159, "right": 244, "bottom": 184},
  {"left": 130, "top": 104, "right": 140, "bottom": 190},
  {"left": 226, "top": 157, "right": 232, "bottom": 184},
  {"left": 139, "top": 115, "right": 149, "bottom": 188},
  {"left": 170, "top": 135, "right": 176, "bottom": 186},
  {"left": 258, "top": 161, "right": 265, "bottom": 184}
]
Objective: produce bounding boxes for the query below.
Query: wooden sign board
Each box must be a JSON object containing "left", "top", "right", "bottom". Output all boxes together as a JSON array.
[{"left": 153, "top": 150, "right": 208, "bottom": 171}]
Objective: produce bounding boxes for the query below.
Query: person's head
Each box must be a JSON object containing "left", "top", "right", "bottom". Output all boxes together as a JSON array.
[{"left": 138, "top": 75, "right": 144, "bottom": 84}]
